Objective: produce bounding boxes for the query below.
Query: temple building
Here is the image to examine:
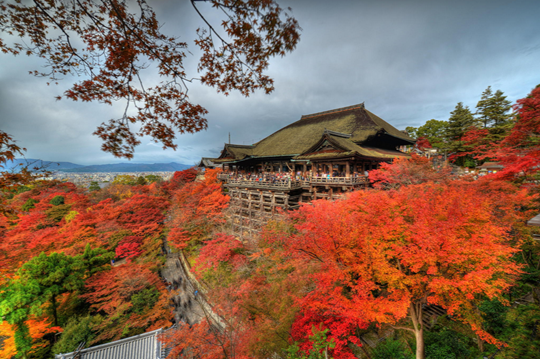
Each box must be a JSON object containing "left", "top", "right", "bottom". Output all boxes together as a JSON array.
[
  {"left": 211, "top": 103, "right": 414, "bottom": 238},
  {"left": 214, "top": 103, "right": 413, "bottom": 176}
]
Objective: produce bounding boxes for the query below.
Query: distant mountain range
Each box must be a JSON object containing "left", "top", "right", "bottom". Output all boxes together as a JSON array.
[{"left": 4, "top": 159, "right": 192, "bottom": 173}]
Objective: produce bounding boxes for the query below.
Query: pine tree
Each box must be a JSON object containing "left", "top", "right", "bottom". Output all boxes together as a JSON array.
[
  {"left": 475, "top": 86, "right": 512, "bottom": 128},
  {"left": 446, "top": 102, "right": 475, "bottom": 166},
  {"left": 476, "top": 86, "right": 494, "bottom": 128},
  {"left": 446, "top": 103, "right": 474, "bottom": 142}
]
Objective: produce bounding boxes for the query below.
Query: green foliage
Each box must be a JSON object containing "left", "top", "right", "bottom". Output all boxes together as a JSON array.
[
  {"left": 0, "top": 248, "right": 112, "bottom": 355},
  {"left": 475, "top": 86, "right": 512, "bottom": 129},
  {"left": 0, "top": 252, "right": 83, "bottom": 354},
  {"left": 408, "top": 119, "right": 449, "bottom": 150},
  {"left": 49, "top": 195, "right": 65, "bottom": 206},
  {"left": 112, "top": 175, "right": 136, "bottom": 185},
  {"left": 51, "top": 316, "right": 96, "bottom": 356},
  {"left": 64, "top": 210, "right": 79, "bottom": 223},
  {"left": 21, "top": 198, "right": 38, "bottom": 212},
  {"left": 498, "top": 304, "right": 540, "bottom": 359},
  {"left": 45, "top": 203, "right": 71, "bottom": 222},
  {"left": 88, "top": 181, "right": 100, "bottom": 191},
  {"left": 446, "top": 102, "right": 474, "bottom": 143},
  {"left": 130, "top": 287, "right": 160, "bottom": 314},
  {"left": 135, "top": 176, "right": 147, "bottom": 185},
  {"left": 371, "top": 337, "right": 413, "bottom": 359},
  {"left": 145, "top": 174, "right": 162, "bottom": 183},
  {"left": 72, "top": 244, "right": 115, "bottom": 276},
  {"left": 286, "top": 326, "right": 336, "bottom": 359},
  {"left": 16, "top": 185, "right": 32, "bottom": 194},
  {"left": 479, "top": 299, "right": 510, "bottom": 337},
  {"left": 424, "top": 326, "right": 478, "bottom": 359},
  {"left": 13, "top": 322, "right": 31, "bottom": 359}
]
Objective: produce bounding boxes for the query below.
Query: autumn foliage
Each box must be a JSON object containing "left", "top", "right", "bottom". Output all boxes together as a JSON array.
[
  {"left": 0, "top": 0, "right": 300, "bottom": 158},
  {"left": 369, "top": 154, "right": 453, "bottom": 189},
  {"left": 0, "top": 169, "right": 183, "bottom": 357}
]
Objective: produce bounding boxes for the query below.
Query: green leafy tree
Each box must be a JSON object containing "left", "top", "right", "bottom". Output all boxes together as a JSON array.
[
  {"left": 21, "top": 198, "right": 38, "bottom": 212},
  {"left": 286, "top": 326, "right": 336, "bottom": 359},
  {"left": 88, "top": 181, "right": 101, "bottom": 191},
  {"left": 372, "top": 337, "right": 413, "bottom": 359},
  {"left": 424, "top": 326, "right": 478, "bottom": 359},
  {"left": 112, "top": 175, "right": 136, "bottom": 185},
  {"left": 405, "top": 126, "right": 418, "bottom": 139},
  {"left": 51, "top": 316, "right": 97, "bottom": 356},
  {"left": 0, "top": 247, "right": 112, "bottom": 357},
  {"left": 408, "top": 119, "right": 448, "bottom": 150},
  {"left": 499, "top": 305, "right": 540, "bottom": 359},
  {"left": 144, "top": 174, "right": 163, "bottom": 183},
  {"left": 0, "top": 253, "right": 83, "bottom": 357},
  {"left": 135, "top": 176, "right": 147, "bottom": 186},
  {"left": 49, "top": 195, "right": 65, "bottom": 206}
]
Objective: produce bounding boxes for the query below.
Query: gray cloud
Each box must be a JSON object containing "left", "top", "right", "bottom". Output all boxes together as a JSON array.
[{"left": 1, "top": 0, "right": 539, "bottom": 165}]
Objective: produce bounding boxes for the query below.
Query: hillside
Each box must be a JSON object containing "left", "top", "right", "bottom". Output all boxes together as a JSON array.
[{"left": 3, "top": 159, "right": 192, "bottom": 172}]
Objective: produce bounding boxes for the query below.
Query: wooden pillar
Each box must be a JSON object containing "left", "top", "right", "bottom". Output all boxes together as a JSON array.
[
  {"left": 279, "top": 162, "right": 282, "bottom": 173},
  {"left": 346, "top": 162, "right": 350, "bottom": 178},
  {"left": 303, "top": 163, "right": 307, "bottom": 174}
]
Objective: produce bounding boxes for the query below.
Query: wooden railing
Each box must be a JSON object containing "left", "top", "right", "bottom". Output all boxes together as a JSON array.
[
  {"left": 218, "top": 174, "right": 368, "bottom": 189},
  {"left": 225, "top": 178, "right": 303, "bottom": 190},
  {"left": 309, "top": 176, "right": 368, "bottom": 185}
]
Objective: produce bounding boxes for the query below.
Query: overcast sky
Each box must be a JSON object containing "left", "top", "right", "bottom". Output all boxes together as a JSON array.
[{"left": 1, "top": 0, "right": 539, "bottom": 166}]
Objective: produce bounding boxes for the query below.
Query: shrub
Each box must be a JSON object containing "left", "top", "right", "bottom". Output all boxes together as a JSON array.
[
  {"left": 50, "top": 195, "right": 65, "bottom": 206},
  {"left": 21, "top": 198, "right": 38, "bottom": 211},
  {"left": 371, "top": 337, "right": 413, "bottom": 359}
]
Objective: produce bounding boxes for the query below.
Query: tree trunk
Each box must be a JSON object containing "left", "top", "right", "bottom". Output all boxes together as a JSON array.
[
  {"left": 476, "top": 333, "right": 484, "bottom": 352},
  {"left": 414, "top": 327, "right": 425, "bottom": 359},
  {"left": 410, "top": 301, "right": 425, "bottom": 359}
]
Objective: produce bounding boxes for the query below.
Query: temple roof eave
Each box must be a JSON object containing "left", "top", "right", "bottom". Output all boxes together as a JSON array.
[{"left": 293, "top": 151, "right": 409, "bottom": 162}]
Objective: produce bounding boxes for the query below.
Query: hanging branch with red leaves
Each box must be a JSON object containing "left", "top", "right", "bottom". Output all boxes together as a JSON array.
[{"left": 0, "top": 0, "right": 300, "bottom": 158}]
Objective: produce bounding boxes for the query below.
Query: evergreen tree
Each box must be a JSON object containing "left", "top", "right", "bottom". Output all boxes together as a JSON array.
[
  {"left": 475, "top": 86, "right": 512, "bottom": 128},
  {"left": 446, "top": 102, "right": 474, "bottom": 143},
  {"left": 88, "top": 181, "right": 100, "bottom": 191},
  {"left": 446, "top": 102, "right": 475, "bottom": 166}
]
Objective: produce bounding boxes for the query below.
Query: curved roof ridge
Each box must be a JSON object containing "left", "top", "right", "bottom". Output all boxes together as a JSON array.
[
  {"left": 225, "top": 144, "right": 255, "bottom": 148},
  {"left": 301, "top": 103, "right": 364, "bottom": 120}
]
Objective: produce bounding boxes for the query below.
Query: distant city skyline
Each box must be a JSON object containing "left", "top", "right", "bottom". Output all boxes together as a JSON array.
[{"left": 1, "top": 0, "right": 540, "bottom": 166}]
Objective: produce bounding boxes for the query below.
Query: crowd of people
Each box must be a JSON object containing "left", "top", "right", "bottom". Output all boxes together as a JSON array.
[{"left": 220, "top": 169, "right": 369, "bottom": 184}]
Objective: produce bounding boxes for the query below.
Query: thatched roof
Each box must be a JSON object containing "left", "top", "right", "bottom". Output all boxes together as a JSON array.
[
  {"left": 295, "top": 133, "right": 410, "bottom": 160},
  {"left": 215, "top": 103, "right": 413, "bottom": 163},
  {"left": 197, "top": 157, "right": 220, "bottom": 168}
]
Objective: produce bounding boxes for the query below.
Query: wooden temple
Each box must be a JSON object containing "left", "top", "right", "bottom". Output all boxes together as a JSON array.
[{"left": 211, "top": 103, "right": 414, "bottom": 238}]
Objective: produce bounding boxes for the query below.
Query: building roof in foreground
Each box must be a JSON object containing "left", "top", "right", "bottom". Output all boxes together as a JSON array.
[
  {"left": 55, "top": 329, "right": 169, "bottom": 359},
  {"left": 215, "top": 103, "right": 413, "bottom": 163},
  {"left": 197, "top": 157, "right": 221, "bottom": 168}
]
